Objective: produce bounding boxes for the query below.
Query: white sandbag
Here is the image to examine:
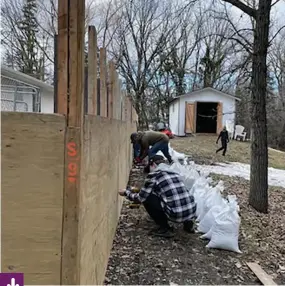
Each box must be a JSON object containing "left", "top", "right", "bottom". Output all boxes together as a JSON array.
[
  {"left": 192, "top": 176, "right": 209, "bottom": 192},
  {"left": 227, "top": 195, "right": 240, "bottom": 212},
  {"left": 197, "top": 184, "right": 225, "bottom": 222},
  {"left": 183, "top": 168, "right": 200, "bottom": 190},
  {"left": 200, "top": 227, "right": 213, "bottom": 240},
  {"left": 194, "top": 187, "right": 209, "bottom": 220},
  {"left": 169, "top": 144, "right": 185, "bottom": 161},
  {"left": 206, "top": 177, "right": 213, "bottom": 184},
  {"left": 206, "top": 203, "right": 242, "bottom": 253},
  {"left": 191, "top": 176, "right": 211, "bottom": 219},
  {"left": 197, "top": 205, "right": 225, "bottom": 234},
  {"left": 169, "top": 161, "right": 184, "bottom": 173}
]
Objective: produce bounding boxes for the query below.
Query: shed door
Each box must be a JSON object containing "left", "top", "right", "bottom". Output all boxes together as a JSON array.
[
  {"left": 185, "top": 102, "right": 196, "bottom": 134},
  {"left": 216, "top": 102, "right": 223, "bottom": 134}
]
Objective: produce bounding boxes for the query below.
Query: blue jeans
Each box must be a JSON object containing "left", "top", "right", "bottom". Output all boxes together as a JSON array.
[
  {"left": 133, "top": 143, "right": 141, "bottom": 158},
  {"left": 148, "top": 141, "right": 172, "bottom": 163}
]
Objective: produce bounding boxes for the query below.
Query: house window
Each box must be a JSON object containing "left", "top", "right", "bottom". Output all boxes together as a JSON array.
[{"left": 172, "top": 104, "right": 175, "bottom": 112}]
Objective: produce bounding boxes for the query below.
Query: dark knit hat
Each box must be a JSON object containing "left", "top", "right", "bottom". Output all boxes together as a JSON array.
[
  {"left": 143, "top": 155, "right": 165, "bottom": 174},
  {"left": 130, "top": 133, "right": 137, "bottom": 143}
]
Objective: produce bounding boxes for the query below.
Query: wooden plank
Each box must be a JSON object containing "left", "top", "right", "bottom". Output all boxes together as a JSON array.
[
  {"left": 88, "top": 26, "right": 98, "bottom": 115},
  {"left": 115, "top": 72, "right": 120, "bottom": 119},
  {"left": 62, "top": 127, "right": 82, "bottom": 285},
  {"left": 121, "top": 92, "right": 125, "bottom": 121},
  {"left": 68, "top": 0, "right": 85, "bottom": 127},
  {"left": 119, "top": 79, "right": 123, "bottom": 120},
  {"left": 112, "top": 69, "right": 118, "bottom": 119},
  {"left": 126, "top": 96, "right": 132, "bottom": 122},
  {"left": 99, "top": 48, "right": 107, "bottom": 117},
  {"left": 108, "top": 61, "right": 115, "bottom": 119},
  {"left": 57, "top": 0, "right": 68, "bottom": 115},
  {"left": 246, "top": 262, "right": 277, "bottom": 286},
  {"left": 58, "top": 0, "right": 85, "bottom": 284},
  {"left": 123, "top": 94, "right": 129, "bottom": 121},
  {"left": 1, "top": 112, "right": 65, "bottom": 285}
]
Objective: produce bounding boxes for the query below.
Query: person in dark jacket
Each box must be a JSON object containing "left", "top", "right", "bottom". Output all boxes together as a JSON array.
[
  {"left": 216, "top": 126, "right": 229, "bottom": 156},
  {"left": 131, "top": 131, "right": 173, "bottom": 164}
]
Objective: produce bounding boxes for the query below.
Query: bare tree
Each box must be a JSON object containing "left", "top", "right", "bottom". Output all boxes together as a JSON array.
[
  {"left": 220, "top": 0, "right": 274, "bottom": 213},
  {"left": 110, "top": 0, "right": 197, "bottom": 127},
  {"left": 1, "top": 0, "right": 50, "bottom": 80},
  {"left": 1, "top": 0, "right": 98, "bottom": 82},
  {"left": 158, "top": 7, "right": 204, "bottom": 95}
]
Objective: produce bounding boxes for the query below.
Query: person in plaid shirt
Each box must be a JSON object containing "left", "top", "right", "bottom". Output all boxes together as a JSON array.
[{"left": 119, "top": 155, "right": 196, "bottom": 238}]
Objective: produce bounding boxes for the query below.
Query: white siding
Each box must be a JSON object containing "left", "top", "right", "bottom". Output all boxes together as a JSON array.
[
  {"left": 178, "top": 89, "right": 236, "bottom": 136},
  {"left": 41, "top": 90, "right": 54, "bottom": 113},
  {"left": 169, "top": 100, "right": 179, "bottom": 135}
]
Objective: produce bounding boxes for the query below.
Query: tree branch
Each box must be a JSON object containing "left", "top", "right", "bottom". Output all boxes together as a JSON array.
[{"left": 222, "top": 0, "right": 257, "bottom": 18}]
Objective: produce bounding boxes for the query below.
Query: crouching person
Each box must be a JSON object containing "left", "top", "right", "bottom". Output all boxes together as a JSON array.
[{"left": 118, "top": 155, "right": 196, "bottom": 238}]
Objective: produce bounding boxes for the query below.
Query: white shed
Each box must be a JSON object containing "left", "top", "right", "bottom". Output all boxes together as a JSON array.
[
  {"left": 169, "top": 87, "right": 240, "bottom": 136},
  {"left": 1, "top": 65, "right": 54, "bottom": 113}
]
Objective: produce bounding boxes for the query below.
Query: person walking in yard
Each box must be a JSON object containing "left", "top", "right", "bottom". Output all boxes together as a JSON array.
[
  {"left": 130, "top": 130, "right": 173, "bottom": 164},
  {"left": 216, "top": 126, "right": 229, "bottom": 156},
  {"left": 118, "top": 155, "right": 196, "bottom": 238}
]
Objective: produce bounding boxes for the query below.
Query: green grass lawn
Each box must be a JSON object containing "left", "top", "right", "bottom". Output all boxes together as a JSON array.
[{"left": 170, "top": 134, "right": 285, "bottom": 170}]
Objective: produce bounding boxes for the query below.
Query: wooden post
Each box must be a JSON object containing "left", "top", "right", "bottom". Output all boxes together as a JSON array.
[
  {"left": 88, "top": 26, "right": 97, "bottom": 115},
  {"left": 57, "top": 0, "right": 85, "bottom": 284},
  {"left": 121, "top": 92, "right": 126, "bottom": 121},
  {"left": 124, "top": 96, "right": 128, "bottom": 122},
  {"left": 112, "top": 69, "right": 118, "bottom": 119},
  {"left": 54, "top": 34, "right": 58, "bottom": 113},
  {"left": 57, "top": 0, "right": 68, "bottom": 115},
  {"left": 99, "top": 48, "right": 107, "bottom": 117},
  {"left": 115, "top": 72, "right": 120, "bottom": 119},
  {"left": 108, "top": 61, "right": 115, "bottom": 119},
  {"left": 118, "top": 79, "right": 123, "bottom": 120}
]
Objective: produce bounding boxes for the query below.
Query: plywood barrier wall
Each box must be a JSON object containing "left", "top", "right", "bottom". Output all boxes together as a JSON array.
[
  {"left": 1, "top": 112, "right": 65, "bottom": 285},
  {"left": 79, "top": 115, "right": 135, "bottom": 285}
]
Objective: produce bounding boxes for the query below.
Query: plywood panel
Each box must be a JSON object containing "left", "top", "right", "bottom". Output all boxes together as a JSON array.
[
  {"left": 88, "top": 26, "right": 98, "bottom": 115},
  {"left": 185, "top": 102, "right": 196, "bottom": 133},
  {"left": 79, "top": 116, "right": 135, "bottom": 285},
  {"left": 1, "top": 112, "right": 65, "bottom": 285},
  {"left": 217, "top": 102, "right": 223, "bottom": 134}
]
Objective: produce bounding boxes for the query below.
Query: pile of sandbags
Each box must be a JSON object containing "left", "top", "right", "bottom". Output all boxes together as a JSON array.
[
  {"left": 171, "top": 161, "right": 242, "bottom": 253},
  {"left": 157, "top": 143, "right": 186, "bottom": 162}
]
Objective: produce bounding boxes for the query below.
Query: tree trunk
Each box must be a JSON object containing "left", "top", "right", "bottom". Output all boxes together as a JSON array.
[{"left": 249, "top": 0, "right": 271, "bottom": 213}]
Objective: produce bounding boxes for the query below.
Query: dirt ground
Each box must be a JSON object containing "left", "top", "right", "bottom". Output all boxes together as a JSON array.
[
  {"left": 105, "top": 166, "right": 285, "bottom": 285},
  {"left": 170, "top": 135, "right": 285, "bottom": 170}
]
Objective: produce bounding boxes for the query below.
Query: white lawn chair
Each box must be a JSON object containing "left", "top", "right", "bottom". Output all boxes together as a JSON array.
[
  {"left": 226, "top": 120, "right": 234, "bottom": 139},
  {"left": 234, "top": 125, "right": 247, "bottom": 141}
]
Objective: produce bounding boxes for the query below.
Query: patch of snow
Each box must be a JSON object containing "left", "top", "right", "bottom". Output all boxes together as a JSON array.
[
  {"left": 268, "top": 147, "right": 285, "bottom": 154},
  {"left": 194, "top": 162, "right": 285, "bottom": 188}
]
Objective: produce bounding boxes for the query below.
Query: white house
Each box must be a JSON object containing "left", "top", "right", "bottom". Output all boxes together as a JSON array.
[
  {"left": 1, "top": 65, "right": 54, "bottom": 113},
  {"left": 169, "top": 87, "right": 240, "bottom": 136}
]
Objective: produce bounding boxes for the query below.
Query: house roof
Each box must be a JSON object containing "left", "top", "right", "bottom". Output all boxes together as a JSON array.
[
  {"left": 1, "top": 65, "right": 54, "bottom": 93},
  {"left": 168, "top": 87, "right": 241, "bottom": 105}
]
